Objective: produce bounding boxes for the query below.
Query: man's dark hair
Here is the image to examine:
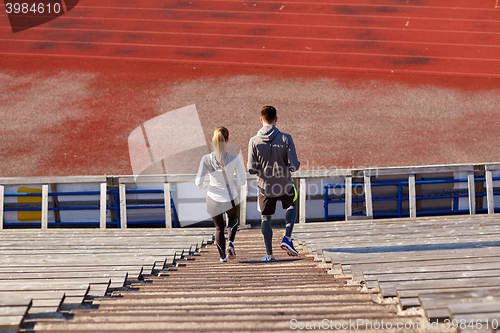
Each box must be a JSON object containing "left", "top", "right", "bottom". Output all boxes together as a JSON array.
[{"left": 261, "top": 105, "right": 277, "bottom": 123}]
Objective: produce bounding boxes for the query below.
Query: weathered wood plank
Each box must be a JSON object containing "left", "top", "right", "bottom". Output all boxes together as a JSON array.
[
  {"left": 0, "top": 291, "right": 65, "bottom": 300},
  {"left": 0, "top": 271, "right": 127, "bottom": 281},
  {"left": 294, "top": 215, "right": 500, "bottom": 324},
  {"left": 420, "top": 291, "right": 500, "bottom": 320},
  {"left": 0, "top": 227, "right": 215, "bottom": 324},
  {"left": 0, "top": 279, "right": 108, "bottom": 290},
  {"left": 398, "top": 287, "right": 500, "bottom": 300},
  {"left": 0, "top": 246, "right": 188, "bottom": 255},
  {"left": 361, "top": 262, "right": 500, "bottom": 276},
  {"left": 449, "top": 302, "right": 500, "bottom": 314},
  {"left": 449, "top": 313, "right": 500, "bottom": 325},
  {"left": 28, "top": 306, "right": 61, "bottom": 314},
  {"left": 0, "top": 298, "right": 31, "bottom": 307},
  {"left": 0, "top": 264, "right": 144, "bottom": 271},
  {"left": 384, "top": 277, "right": 500, "bottom": 296},
  {"left": 0, "top": 315, "right": 24, "bottom": 331},
  {"left": 0, "top": 306, "right": 30, "bottom": 316},
  {"left": 61, "top": 296, "right": 85, "bottom": 305},
  {"left": 368, "top": 270, "right": 500, "bottom": 284}
]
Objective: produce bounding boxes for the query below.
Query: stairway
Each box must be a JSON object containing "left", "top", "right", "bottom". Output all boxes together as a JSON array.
[{"left": 27, "top": 229, "right": 427, "bottom": 332}]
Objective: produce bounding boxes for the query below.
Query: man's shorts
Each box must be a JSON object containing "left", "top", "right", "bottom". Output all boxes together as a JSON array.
[{"left": 258, "top": 185, "right": 297, "bottom": 215}]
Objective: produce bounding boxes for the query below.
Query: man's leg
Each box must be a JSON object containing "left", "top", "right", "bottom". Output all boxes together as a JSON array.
[
  {"left": 280, "top": 196, "right": 299, "bottom": 256},
  {"left": 285, "top": 203, "right": 297, "bottom": 238},
  {"left": 261, "top": 214, "right": 274, "bottom": 256},
  {"left": 259, "top": 194, "right": 277, "bottom": 260}
]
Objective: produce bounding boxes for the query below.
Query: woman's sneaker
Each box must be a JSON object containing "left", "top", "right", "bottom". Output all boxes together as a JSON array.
[
  {"left": 226, "top": 242, "right": 236, "bottom": 259},
  {"left": 262, "top": 255, "right": 276, "bottom": 261},
  {"left": 280, "top": 236, "right": 298, "bottom": 256},
  {"left": 219, "top": 257, "right": 227, "bottom": 262}
]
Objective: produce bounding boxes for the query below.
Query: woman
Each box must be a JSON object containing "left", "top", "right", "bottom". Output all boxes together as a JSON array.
[{"left": 195, "top": 126, "right": 247, "bottom": 262}]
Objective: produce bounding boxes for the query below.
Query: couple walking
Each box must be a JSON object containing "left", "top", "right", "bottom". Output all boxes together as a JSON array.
[{"left": 195, "top": 106, "right": 300, "bottom": 262}]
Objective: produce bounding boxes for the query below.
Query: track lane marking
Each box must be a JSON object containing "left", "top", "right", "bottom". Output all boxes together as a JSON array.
[
  {"left": 1, "top": 51, "right": 499, "bottom": 79},
  {"left": 2, "top": 38, "right": 499, "bottom": 62},
  {"left": 1, "top": 26, "right": 499, "bottom": 49}
]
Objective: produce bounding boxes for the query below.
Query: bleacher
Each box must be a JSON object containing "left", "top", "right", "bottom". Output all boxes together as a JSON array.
[
  {"left": 0, "top": 228, "right": 213, "bottom": 331},
  {"left": 294, "top": 214, "right": 500, "bottom": 328},
  {"left": 1, "top": 162, "right": 500, "bottom": 331}
]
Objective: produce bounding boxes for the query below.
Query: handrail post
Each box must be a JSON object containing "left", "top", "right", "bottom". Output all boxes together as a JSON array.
[
  {"left": 240, "top": 184, "right": 247, "bottom": 226},
  {"left": 364, "top": 175, "right": 373, "bottom": 218},
  {"left": 299, "top": 178, "right": 306, "bottom": 224},
  {"left": 345, "top": 176, "right": 352, "bottom": 220},
  {"left": 398, "top": 184, "right": 403, "bottom": 218},
  {"left": 100, "top": 182, "right": 107, "bottom": 229},
  {"left": 41, "top": 184, "right": 49, "bottom": 229},
  {"left": 0, "top": 185, "right": 4, "bottom": 229},
  {"left": 486, "top": 170, "right": 495, "bottom": 214},
  {"left": 164, "top": 182, "right": 172, "bottom": 228},
  {"left": 468, "top": 171, "right": 476, "bottom": 215},
  {"left": 408, "top": 174, "right": 417, "bottom": 218},
  {"left": 119, "top": 183, "right": 127, "bottom": 229},
  {"left": 324, "top": 186, "right": 328, "bottom": 222}
]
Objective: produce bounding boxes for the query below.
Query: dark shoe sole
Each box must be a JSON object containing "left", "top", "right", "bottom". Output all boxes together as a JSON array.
[
  {"left": 281, "top": 243, "right": 299, "bottom": 256},
  {"left": 227, "top": 247, "right": 236, "bottom": 259}
]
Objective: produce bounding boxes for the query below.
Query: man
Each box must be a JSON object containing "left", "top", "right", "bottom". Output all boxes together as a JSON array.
[{"left": 248, "top": 105, "right": 300, "bottom": 261}]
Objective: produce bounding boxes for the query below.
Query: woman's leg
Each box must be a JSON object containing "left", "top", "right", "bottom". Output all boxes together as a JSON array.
[
  {"left": 212, "top": 213, "right": 226, "bottom": 259},
  {"left": 207, "top": 197, "right": 227, "bottom": 259},
  {"left": 226, "top": 204, "right": 240, "bottom": 243}
]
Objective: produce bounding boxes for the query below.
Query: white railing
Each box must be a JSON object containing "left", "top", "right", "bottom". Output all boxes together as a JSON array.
[{"left": 1, "top": 162, "right": 500, "bottom": 229}]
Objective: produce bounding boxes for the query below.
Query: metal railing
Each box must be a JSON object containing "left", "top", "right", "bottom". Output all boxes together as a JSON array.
[
  {"left": 2, "top": 187, "right": 179, "bottom": 228},
  {"left": 323, "top": 164, "right": 500, "bottom": 221},
  {"left": 0, "top": 163, "right": 499, "bottom": 229}
]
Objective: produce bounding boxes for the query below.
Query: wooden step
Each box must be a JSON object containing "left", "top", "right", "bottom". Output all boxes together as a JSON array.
[
  {"left": 294, "top": 215, "right": 500, "bottom": 321},
  {"left": 0, "top": 297, "right": 31, "bottom": 331}
]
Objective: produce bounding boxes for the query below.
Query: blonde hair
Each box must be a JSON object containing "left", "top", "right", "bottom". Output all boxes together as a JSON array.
[{"left": 212, "top": 126, "right": 229, "bottom": 170}]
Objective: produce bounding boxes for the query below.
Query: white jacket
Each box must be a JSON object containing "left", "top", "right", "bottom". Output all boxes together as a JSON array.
[{"left": 195, "top": 152, "right": 247, "bottom": 203}]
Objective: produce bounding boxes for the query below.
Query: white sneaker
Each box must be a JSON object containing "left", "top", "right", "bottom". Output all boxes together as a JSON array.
[{"left": 219, "top": 257, "right": 227, "bottom": 262}]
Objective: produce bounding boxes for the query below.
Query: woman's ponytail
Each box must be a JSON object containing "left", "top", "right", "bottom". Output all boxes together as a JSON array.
[{"left": 212, "top": 126, "right": 229, "bottom": 170}]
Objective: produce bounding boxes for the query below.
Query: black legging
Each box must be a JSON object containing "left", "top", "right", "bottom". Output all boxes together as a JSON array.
[{"left": 212, "top": 204, "right": 239, "bottom": 259}]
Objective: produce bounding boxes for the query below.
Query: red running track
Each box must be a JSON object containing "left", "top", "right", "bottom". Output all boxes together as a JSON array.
[
  {"left": 1, "top": 0, "right": 499, "bottom": 78},
  {"left": 1, "top": 1, "right": 500, "bottom": 177}
]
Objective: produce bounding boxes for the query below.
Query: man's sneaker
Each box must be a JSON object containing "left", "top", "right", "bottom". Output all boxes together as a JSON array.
[
  {"left": 219, "top": 257, "right": 227, "bottom": 262},
  {"left": 226, "top": 242, "right": 236, "bottom": 259},
  {"left": 262, "top": 255, "right": 276, "bottom": 261},
  {"left": 280, "top": 236, "right": 298, "bottom": 256}
]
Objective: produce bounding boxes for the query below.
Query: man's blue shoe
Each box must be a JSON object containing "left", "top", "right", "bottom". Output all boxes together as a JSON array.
[
  {"left": 280, "top": 236, "right": 298, "bottom": 256},
  {"left": 262, "top": 255, "right": 276, "bottom": 261}
]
